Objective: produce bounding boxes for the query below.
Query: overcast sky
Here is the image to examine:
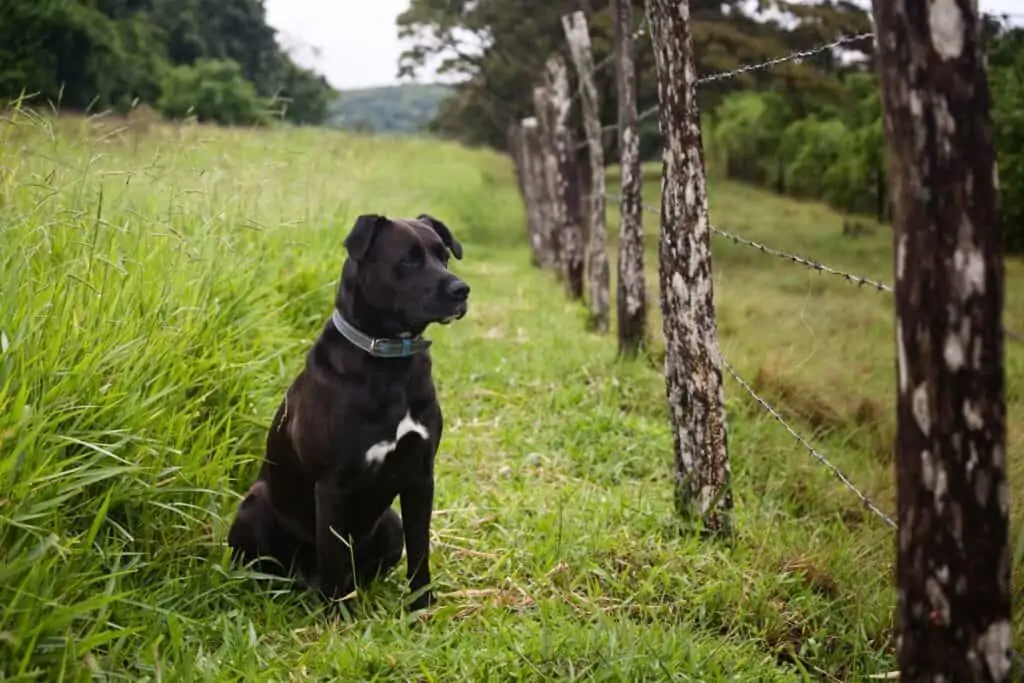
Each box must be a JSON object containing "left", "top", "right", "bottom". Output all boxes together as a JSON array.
[{"left": 264, "top": 0, "right": 1024, "bottom": 91}]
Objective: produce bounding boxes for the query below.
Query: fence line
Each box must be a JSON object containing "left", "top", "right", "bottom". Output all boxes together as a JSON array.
[
  {"left": 510, "top": 3, "right": 1014, "bottom": 674},
  {"left": 524, "top": 11, "right": 1016, "bottom": 531}
]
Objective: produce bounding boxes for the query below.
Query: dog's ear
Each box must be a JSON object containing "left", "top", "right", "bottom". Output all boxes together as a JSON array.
[
  {"left": 418, "top": 213, "right": 463, "bottom": 260},
  {"left": 344, "top": 214, "right": 388, "bottom": 261}
]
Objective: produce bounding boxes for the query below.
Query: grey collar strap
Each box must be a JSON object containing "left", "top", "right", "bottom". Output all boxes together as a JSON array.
[{"left": 331, "top": 309, "right": 431, "bottom": 358}]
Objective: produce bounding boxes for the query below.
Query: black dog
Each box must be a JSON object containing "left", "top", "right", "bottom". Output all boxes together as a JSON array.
[{"left": 227, "top": 213, "right": 469, "bottom": 612}]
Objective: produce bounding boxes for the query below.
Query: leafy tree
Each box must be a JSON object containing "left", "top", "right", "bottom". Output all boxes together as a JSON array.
[{"left": 0, "top": 0, "right": 337, "bottom": 126}]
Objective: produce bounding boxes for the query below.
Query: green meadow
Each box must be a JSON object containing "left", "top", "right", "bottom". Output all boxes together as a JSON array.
[{"left": 1, "top": 111, "right": 1022, "bottom": 681}]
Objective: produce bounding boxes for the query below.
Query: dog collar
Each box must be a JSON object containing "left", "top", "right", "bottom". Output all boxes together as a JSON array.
[{"left": 330, "top": 310, "right": 432, "bottom": 358}]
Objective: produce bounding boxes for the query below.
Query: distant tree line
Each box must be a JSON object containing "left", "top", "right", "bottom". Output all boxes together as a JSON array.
[
  {"left": 397, "top": 0, "right": 1024, "bottom": 252},
  {"left": 0, "top": 0, "right": 337, "bottom": 126}
]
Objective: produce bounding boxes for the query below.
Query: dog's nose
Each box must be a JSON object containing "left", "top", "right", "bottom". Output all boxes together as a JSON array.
[{"left": 446, "top": 279, "right": 470, "bottom": 301}]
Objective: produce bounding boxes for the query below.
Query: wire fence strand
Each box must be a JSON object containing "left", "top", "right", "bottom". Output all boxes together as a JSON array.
[
  {"left": 612, "top": 195, "right": 895, "bottom": 292},
  {"left": 721, "top": 358, "right": 897, "bottom": 528},
  {"left": 697, "top": 32, "right": 875, "bottom": 86},
  {"left": 708, "top": 224, "right": 893, "bottom": 292},
  {"left": 603, "top": 31, "right": 877, "bottom": 136}
]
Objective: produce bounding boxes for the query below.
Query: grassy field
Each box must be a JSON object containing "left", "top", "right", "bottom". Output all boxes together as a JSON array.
[{"left": 0, "top": 110, "right": 1021, "bottom": 681}]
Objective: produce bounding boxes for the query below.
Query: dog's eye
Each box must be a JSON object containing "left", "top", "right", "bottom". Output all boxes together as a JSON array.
[{"left": 399, "top": 249, "right": 424, "bottom": 271}]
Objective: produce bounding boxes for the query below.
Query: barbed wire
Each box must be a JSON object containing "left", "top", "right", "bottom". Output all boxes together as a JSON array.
[
  {"left": 615, "top": 195, "right": 894, "bottom": 292},
  {"left": 601, "top": 31, "right": 877, "bottom": 138},
  {"left": 698, "top": 31, "right": 875, "bottom": 86},
  {"left": 721, "top": 358, "right": 897, "bottom": 528}
]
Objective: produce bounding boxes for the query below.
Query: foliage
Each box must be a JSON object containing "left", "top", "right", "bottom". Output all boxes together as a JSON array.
[
  {"left": 0, "top": 0, "right": 336, "bottom": 125},
  {"left": 157, "top": 58, "right": 267, "bottom": 126},
  {"left": 778, "top": 116, "right": 848, "bottom": 199},
  {"left": 330, "top": 83, "right": 452, "bottom": 134},
  {"left": 706, "top": 23, "right": 1024, "bottom": 251},
  {"left": 707, "top": 90, "right": 794, "bottom": 186}
]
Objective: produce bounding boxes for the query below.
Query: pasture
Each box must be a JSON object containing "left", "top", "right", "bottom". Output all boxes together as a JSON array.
[{"left": 0, "top": 111, "right": 1021, "bottom": 680}]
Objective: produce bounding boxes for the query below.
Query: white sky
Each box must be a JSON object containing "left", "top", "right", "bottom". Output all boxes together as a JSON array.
[{"left": 264, "top": 0, "right": 1024, "bottom": 91}]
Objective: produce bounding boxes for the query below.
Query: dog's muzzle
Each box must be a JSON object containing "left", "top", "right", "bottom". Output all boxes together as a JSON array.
[{"left": 439, "top": 277, "right": 470, "bottom": 324}]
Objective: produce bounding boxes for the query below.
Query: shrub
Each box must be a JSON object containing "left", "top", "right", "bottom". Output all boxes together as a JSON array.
[
  {"left": 157, "top": 58, "right": 268, "bottom": 126},
  {"left": 778, "top": 117, "right": 848, "bottom": 199},
  {"left": 709, "top": 91, "right": 794, "bottom": 186}
]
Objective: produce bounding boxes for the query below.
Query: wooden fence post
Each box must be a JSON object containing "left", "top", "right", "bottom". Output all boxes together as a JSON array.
[
  {"left": 612, "top": 0, "right": 646, "bottom": 356},
  {"left": 519, "top": 117, "right": 546, "bottom": 267},
  {"left": 563, "top": 10, "right": 610, "bottom": 331},
  {"left": 645, "top": 0, "right": 732, "bottom": 535},
  {"left": 547, "top": 54, "right": 585, "bottom": 299},
  {"left": 871, "top": 1, "right": 1011, "bottom": 679},
  {"left": 532, "top": 84, "right": 561, "bottom": 271}
]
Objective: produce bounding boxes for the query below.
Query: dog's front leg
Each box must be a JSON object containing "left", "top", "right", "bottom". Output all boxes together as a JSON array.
[
  {"left": 400, "top": 479, "right": 435, "bottom": 611},
  {"left": 314, "top": 478, "right": 353, "bottom": 601}
]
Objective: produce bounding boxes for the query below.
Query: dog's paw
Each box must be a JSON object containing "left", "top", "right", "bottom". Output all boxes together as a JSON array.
[{"left": 407, "top": 588, "right": 435, "bottom": 614}]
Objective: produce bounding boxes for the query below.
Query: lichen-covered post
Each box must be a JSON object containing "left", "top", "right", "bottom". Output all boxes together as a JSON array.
[
  {"left": 563, "top": 10, "right": 610, "bottom": 331},
  {"left": 613, "top": 0, "right": 646, "bottom": 356},
  {"left": 547, "top": 54, "right": 584, "bottom": 299},
  {"left": 645, "top": 0, "right": 732, "bottom": 535},
  {"left": 871, "top": 0, "right": 1011, "bottom": 679},
  {"left": 518, "top": 117, "right": 545, "bottom": 267},
  {"left": 532, "top": 84, "right": 561, "bottom": 271}
]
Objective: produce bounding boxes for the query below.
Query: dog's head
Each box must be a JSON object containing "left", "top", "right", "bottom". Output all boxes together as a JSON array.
[{"left": 337, "top": 213, "right": 469, "bottom": 335}]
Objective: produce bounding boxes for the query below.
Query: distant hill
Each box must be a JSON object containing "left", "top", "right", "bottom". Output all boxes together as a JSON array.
[{"left": 330, "top": 84, "right": 452, "bottom": 134}]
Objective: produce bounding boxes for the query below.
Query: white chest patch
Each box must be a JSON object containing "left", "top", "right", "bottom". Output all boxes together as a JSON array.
[{"left": 364, "top": 411, "right": 430, "bottom": 466}]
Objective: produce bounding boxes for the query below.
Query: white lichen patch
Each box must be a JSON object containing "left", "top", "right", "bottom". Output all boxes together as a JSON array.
[
  {"left": 912, "top": 383, "right": 932, "bottom": 436},
  {"left": 922, "top": 449, "right": 936, "bottom": 491},
  {"left": 963, "top": 400, "right": 983, "bottom": 430},
  {"left": 960, "top": 246, "right": 986, "bottom": 297},
  {"left": 944, "top": 332, "right": 966, "bottom": 370},
  {"left": 977, "top": 619, "right": 1012, "bottom": 680},
  {"left": 929, "top": 0, "right": 965, "bottom": 60},
  {"left": 896, "top": 233, "right": 908, "bottom": 281},
  {"left": 909, "top": 90, "right": 924, "bottom": 118}
]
